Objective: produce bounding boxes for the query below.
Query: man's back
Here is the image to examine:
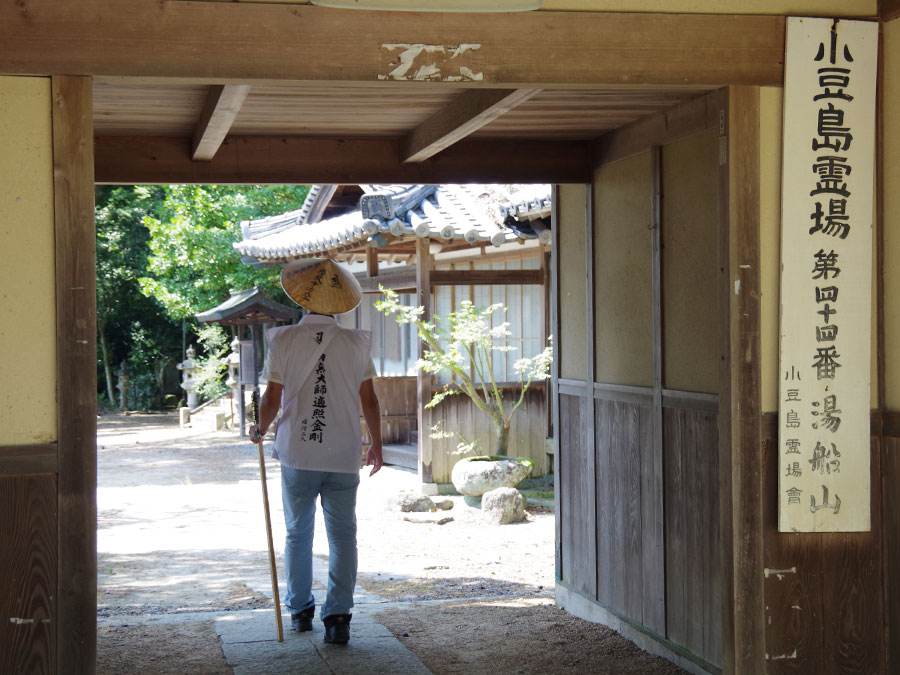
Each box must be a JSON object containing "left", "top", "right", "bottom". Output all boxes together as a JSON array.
[{"left": 265, "top": 315, "right": 374, "bottom": 473}]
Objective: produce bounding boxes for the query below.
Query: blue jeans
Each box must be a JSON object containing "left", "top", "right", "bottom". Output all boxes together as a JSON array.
[{"left": 281, "top": 466, "right": 360, "bottom": 619}]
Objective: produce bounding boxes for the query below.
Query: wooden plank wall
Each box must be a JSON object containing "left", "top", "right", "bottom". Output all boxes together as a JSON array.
[
  {"left": 559, "top": 392, "right": 597, "bottom": 599},
  {"left": 559, "top": 385, "right": 721, "bottom": 671},
  {"left": 428, "top": 385, "right": 548, "bottom": 484},
  {"left": 664, "top": 406, "right": 721, "bottom": 667},
  {"left": 595, "top": 398, "right": 658, "bottom": 628},
  {"left": 361, "top": 376, "right": 418, "bottom": 445},
  {"left": 0, "top": 475, "right": 57, "bottom": 673},
  {"left": 556, "top": 91, "right": 726, "bottom": 673},
  {"left": 762, "top": 432, "right": 885, "bottom": 675},
  {"left": 885, "top": 433, "right": 900, "bottom": 675}
]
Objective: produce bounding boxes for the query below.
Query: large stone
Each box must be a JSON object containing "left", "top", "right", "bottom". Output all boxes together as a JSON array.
[
  {"left": 387, "top": 492, "right": 436, "bottom": 513},
  {"left": 450, "top": 456, "right": 534, "bottom": 497},
  {"left": 481, "top": 487, "right": 526, "bottom": 525}
]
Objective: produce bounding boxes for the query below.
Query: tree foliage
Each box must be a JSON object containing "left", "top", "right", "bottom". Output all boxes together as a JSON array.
[
  {"left": 96, "top": 184, "right": 310, "bottom": 410},
  {"left": 95, "top": 185, "right": 180, "bottom": 407},
  {"left": 139, "top": 185, "right": 309, "bottom": 319}
]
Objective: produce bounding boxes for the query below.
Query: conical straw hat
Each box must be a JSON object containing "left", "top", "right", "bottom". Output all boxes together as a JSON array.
[{"left": 281, "top": 259, "right": 362, "bottom": 314}]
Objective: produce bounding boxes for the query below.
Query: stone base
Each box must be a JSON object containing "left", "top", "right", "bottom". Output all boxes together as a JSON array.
[{"left": 419, "top": 482, "right": 440, "bottom": 496}]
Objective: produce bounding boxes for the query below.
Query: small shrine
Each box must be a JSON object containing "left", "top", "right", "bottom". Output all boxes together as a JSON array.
[{"left": 195, "top": 286, "right": 299, "bottom": 435}]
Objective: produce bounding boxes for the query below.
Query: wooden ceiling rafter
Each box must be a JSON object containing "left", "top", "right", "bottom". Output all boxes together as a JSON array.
[
  {"left": 191, "top": 84, "right": 251, "bottom": 161},
  {"left": 401, "top": 88, "right": 542, "bottom": 163}
]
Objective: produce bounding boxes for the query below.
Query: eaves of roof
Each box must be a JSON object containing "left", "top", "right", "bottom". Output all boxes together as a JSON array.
[{"left": 233, "top": 184, "right": 551, "bottom": 266}]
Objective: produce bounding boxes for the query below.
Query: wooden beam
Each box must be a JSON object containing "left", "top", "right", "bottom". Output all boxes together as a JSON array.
[
  {"left": 882, "top": 0, "right": 900, "bottom": 21},
  {"left": 357, "top": 268, "right": 416, "bottom": 293},
  {"left": 594, "top": 91, "right": 720, "bottom": 167},
  {"left": 717, "top": 86, "right": 764, "bottom": 675},
  {"left": 401, "top": 88, "right": 541, "bottom": 163},
  {"left": 430, "top": 269, "right": 544, "bottom": 285},
  {"left": 0, "top": 444, "right": 58, "bottom": 476},
  {"left": 94, "top": 136, "right": 592, "bottom": 184},
  {"left": 191, "top": 84, "right": 251, "bottom": 161},
  {"left": 358, "top": 266, "right": 544, "bottom": 290},
  {"left": 0, "top": 2, "right": 785, "bottom": 87},
  {"left": 52, "top": 75, "right": 97, "bottom": 675}
]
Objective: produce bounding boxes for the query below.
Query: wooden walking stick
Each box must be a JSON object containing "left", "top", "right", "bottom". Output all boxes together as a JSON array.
[{"left": 251, "top": 390, "right": 284, "bottom": 642}]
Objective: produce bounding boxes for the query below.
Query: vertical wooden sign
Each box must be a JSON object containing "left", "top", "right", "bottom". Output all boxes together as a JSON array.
[{"left": 779, "top": 17, "right": 877, "bottom": 532}]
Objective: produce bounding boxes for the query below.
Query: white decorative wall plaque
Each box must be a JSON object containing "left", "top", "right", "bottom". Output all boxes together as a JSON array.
[{"left": 779, "top": 17, "right": 877, "bottom": 532}]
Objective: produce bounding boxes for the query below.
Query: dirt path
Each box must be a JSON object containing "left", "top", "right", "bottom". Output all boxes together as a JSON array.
[{"left": 97, "top": 412, "right": 686, "bottom": 674}]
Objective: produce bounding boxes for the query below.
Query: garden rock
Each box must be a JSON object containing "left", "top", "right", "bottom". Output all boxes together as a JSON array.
[
  {"left": 451, "top": 456, "right": 534, "bottom": 496},
  {"left": 434, "top": 498, "right": 454, "bottom": 511},
  {"left": 387, "top": 492, "right": 436, "bottom": 512},
  {"left": 481, "top": 487, "right": 527, "bottom": 525}
]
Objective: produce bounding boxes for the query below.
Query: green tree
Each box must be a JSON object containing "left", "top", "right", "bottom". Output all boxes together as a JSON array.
[
  {"left": 139, "top": 185, "right": 309, "bottom": 319},
  {"left": 95, "top": 185, "right": 178, "bottom": 407},
  {"left": 97, "top": 184, "right": 309, "bottom": 411}
]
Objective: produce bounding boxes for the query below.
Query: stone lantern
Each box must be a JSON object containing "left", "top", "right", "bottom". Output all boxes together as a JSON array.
[
  {"left": 116, "top": 361, "right": 129, "bottom": 411},
  {"left": 177, "top": 345, "right": 199, "bottom": 410},
  {"left": 225, "top": 336, "right": 241, "bottom": 397}
]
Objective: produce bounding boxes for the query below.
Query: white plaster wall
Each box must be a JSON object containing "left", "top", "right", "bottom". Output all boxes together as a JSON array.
[
  {"left": 557, "top": 184, "right": 589, "bottom": 380},
  {"left": 593, "top": 153, "right": 653, "bottom": 387},
  {"left": 0, "top": 76, "right": 57, "bottom": 445}
]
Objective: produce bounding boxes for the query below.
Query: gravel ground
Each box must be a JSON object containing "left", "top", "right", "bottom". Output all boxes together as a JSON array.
[{"left": 96, "top": 412, "right": 686, "bottom": 674}]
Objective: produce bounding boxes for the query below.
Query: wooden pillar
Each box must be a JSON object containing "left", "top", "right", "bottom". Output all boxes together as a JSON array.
[
  {"left": 53, "top": 75, "right": 97, "bottom": 675},
  {"left": 367, "top": 248, "right": 379, "bottom": 278},
  {"left": 717, "top": 85, "right": 764, "bottom": 675},
  {"left": 550, "top": 186, "right": 562, "bottom": 581},
  {"left": 416, "top": 237, "right": 433, "bottom": 485},
  {"left": 542, "top": 248, "right": 552, "bottom": 452},
  {"left": 645, "top": 145, "right": 666, "bottom": 634},
  {"left": 584, "top": 176, "right": 598, "bottom": 599}
]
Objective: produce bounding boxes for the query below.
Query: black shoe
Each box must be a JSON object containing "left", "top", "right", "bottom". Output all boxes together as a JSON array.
[
  {"left": 291, "top": 607, "right": 314, "bottom": 633},
  {"left": 323, "top": 614, "right": 351, "bottom": 644}
]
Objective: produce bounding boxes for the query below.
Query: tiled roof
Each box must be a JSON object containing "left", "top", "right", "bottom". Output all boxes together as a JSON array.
[
  {"left": 234, "top": 184, "right": 551, "bottom": 265},
  {"left": 195, "top": 286, "right": 299, "bottom": 325}
]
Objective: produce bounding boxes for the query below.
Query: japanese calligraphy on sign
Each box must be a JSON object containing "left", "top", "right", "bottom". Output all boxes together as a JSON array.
[{"left": 778, "top": 17, "right": 877, "bottom": 532}]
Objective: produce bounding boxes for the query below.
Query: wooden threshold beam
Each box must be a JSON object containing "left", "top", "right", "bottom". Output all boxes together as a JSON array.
[
  {"left": 94, "top": 136, "right": 592, "bottom": 184},
  {"left": 0, "top": 2, "right": 785, "bottom": 87},
  {"left": 402, "top": 88, "right": 541, "bottom": 163},
  {"left": 192, "top": 84, "right": 251, "bottom": 161}
]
